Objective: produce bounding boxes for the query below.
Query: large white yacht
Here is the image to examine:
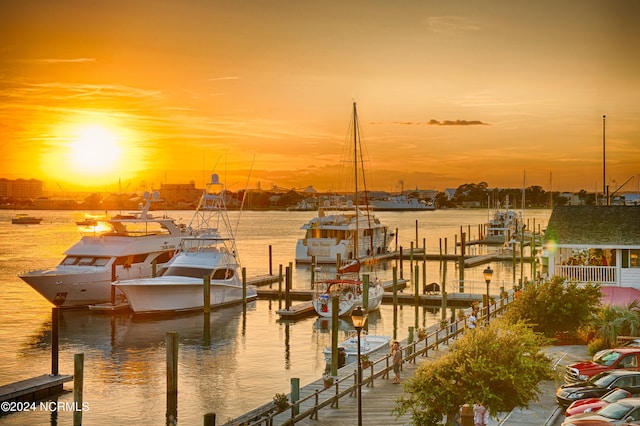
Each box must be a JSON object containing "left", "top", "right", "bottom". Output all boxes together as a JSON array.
[{"left": 19, "top": 192, "right": 188, "bottom": 307}]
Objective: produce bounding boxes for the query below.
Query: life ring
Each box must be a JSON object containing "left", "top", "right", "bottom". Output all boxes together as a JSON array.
[{"left": 345, "top": 291, "right": 354, "bottom": 302}]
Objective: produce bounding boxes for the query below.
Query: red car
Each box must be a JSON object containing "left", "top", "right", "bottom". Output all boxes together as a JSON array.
[
  {"left": 565, "top": 388, "right": 631, "bottom": 416},
  {"left": 564, "top": 348, "right": 640, "bottom": 383}
]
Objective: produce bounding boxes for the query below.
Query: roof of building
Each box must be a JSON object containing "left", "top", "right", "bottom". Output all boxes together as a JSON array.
[{"left": 543, "top": 205, "right": 640, "bottom": 246}]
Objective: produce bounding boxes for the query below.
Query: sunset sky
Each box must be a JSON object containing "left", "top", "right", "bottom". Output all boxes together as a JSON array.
[{"left": 1, "top": 1, "right": 639, "bottom": 194}]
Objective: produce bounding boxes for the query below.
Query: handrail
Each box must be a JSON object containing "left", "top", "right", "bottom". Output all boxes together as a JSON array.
[{"left": 223, "top": 293, "right": 515, "bottom": 425}]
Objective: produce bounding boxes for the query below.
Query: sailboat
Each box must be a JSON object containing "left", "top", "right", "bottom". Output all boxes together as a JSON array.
[{"left": 311, "top": 102, "right": 385, "bottom": 318}]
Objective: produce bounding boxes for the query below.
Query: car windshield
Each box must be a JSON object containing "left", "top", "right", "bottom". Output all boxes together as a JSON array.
[
  {"left": 594, "top": 350, "right": 622, "bottom": 366},
  {"left": 591, "top": 372, "right": 618, "bottom": 387},
  {"left": 602, "top": 388, "right": 631, "bottom": 403},
  {"left": 596, "top": 401, "right": 632, "bottom": 420}
]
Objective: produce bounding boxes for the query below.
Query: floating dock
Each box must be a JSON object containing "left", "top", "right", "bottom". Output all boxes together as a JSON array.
[{"left": 0, "top": 374, "right": 73, "bottom": 403}]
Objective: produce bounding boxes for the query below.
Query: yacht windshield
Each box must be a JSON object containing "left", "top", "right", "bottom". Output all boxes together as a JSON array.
[{"left": 161, "top": 266, "right": 214, "bottom": 278}]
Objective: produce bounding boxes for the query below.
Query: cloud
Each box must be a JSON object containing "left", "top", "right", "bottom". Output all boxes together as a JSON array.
[
  {"left": 428, "top": 119, "right": 489, "bottom": 126},
  {"left": 377, "top": 120, "right": 490, "bottom": 126},
  {"left": 425, "top": 16, "right": 481, "bottom": 34},
  {"left": 8, "top": 58, "right": 96, "bottom": 64}
]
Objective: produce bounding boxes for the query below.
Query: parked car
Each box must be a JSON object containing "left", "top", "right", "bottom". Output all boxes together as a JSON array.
[
  {"left": 557, "top": 370, "right": 640, "bottom": 408},
  {"left": 566, "top": 388, "right": 632, "bottom": 416},
  {"left": 565, "top": 348, "right": 640, "bottom": 383},
  {"left": 561, "top": 397, "right": 640, "bottom": 425},
  {"left": 594, "top": 340, "right": 640, "bottom": 359}
]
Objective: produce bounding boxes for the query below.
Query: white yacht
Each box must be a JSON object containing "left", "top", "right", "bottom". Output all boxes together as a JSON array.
[
  {"left": 19, "top": 192, "right": 188, "bottom": 308},
  {"left": 114, "top": 174, "right": 257, "bottom": 314}
]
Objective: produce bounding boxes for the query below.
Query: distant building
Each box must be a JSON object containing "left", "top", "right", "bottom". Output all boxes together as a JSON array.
[
  {"left": 159, "top": 182, "right": 201, "bottom": 207},
  {"left": 0, "top": 178, "right": 44, "bottom": 198}
]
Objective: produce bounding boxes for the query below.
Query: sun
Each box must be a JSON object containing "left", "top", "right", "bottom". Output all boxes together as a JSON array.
[{"left": 70, "top": 125, "right": 122, "bottom": 173}]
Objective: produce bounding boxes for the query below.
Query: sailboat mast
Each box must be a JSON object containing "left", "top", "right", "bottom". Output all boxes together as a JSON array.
[{"left": 353, "top": 101, "right": 359, "bottom": 260}]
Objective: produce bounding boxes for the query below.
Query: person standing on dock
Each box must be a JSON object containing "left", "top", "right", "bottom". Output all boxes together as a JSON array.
[
  {"left": 392, "top": 341, "right": 402, "bottom": 384},
  {"left": 468, "top": 310, "right": 477, "bottom": 330}
]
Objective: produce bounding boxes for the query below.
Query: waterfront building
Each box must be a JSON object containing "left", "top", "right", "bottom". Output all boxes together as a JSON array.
[{"left": 542, "top": 205, "right": 640, "bottom": 289}]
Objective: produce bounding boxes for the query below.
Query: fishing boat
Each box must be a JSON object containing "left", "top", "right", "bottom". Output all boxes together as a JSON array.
[
  {"left": 322, "top": 331, "right": 392, "bottom": 365},
  {"left": 11, "top": 214, "right": 43, "bottom": 225},
  {"left": 310, "top": 102, "right": 386, "bottom": 318},
  {"left": 114, "top": 174, "right": 257, "bottom": 314},
  {"left": 484, "top": 195, "right": 524, "bottom": 244},
  {"left": 19, "top": 192, "right": 188, "bottom": 307}
]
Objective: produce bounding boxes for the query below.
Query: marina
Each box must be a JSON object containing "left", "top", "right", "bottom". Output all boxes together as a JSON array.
[{"left": 0, "top": 208, "right": 550, "bottom": 425}]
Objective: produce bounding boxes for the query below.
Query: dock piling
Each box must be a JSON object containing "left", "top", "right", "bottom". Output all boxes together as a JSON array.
[{"left": 73, "top": 353, "right": 84, "bottom": 426}]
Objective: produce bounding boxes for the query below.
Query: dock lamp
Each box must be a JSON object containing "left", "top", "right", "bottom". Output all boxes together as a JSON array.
[
  {"left": 483, "top": 266, "right": 493, "bottom": 324},
  {"left": 351, "top": 306, "right": 367, "bottom": 426}
]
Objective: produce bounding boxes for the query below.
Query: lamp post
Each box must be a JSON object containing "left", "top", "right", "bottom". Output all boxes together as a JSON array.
[
  {"left": 351, "top": 305, "right": 367, "bottom": 426},
  {"left": 483, "top": 266, "right": 493, "bottom": 324}
]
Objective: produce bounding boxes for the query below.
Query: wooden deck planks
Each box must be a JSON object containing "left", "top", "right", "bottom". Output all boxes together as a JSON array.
[{"left": 0, "top": 374, "right": 73, "bottom": 403}]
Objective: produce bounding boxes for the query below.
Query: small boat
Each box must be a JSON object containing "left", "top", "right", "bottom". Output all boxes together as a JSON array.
[
  {"left": 75, "top": 217, "right": 99, "bottom": 227},
  {"left": 114, "top": 174, "right": 257, "bottom": 314},
  {"left": 323, "top": 331, "right": 392, "bottom": 365},
  {"left": 12, "top": 214, "right": 43, "bottom": 225},
  {"left": 312, "top": 275, "right": 385, "bottom": 318},
  {"left": 19, "top": 192, "right": 188, "bottom": 307},
  {"left": 369, "top": 194, "right": 435, "bottom": 211}
]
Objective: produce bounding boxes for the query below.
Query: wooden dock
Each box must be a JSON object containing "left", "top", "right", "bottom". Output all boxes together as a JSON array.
[{"left": 0, "top": 374, "right": 73, "bottom": 403}]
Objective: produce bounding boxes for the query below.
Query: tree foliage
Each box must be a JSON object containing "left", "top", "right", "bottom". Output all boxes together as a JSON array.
[
  {"left": 394, "top": 319, "right": 555, "bottom": 425},
  {"left": 502, "top": 277, "right": 601, "bottom": 337},
  {"left": 581, "top": 301, "right": 640, "bottom": 354}
]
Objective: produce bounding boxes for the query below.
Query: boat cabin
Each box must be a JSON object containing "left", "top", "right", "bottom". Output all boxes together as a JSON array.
[{"left": 542, "top": 205, "right": 640, "bottom": 288}]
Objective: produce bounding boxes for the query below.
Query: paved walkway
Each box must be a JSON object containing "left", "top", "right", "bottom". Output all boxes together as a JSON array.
[{"left": 293, "top": 344, "right": 589, "bottom": 426}]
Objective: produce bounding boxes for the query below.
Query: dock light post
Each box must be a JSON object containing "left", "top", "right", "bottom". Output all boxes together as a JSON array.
[
  {"left": 351, "top": 306, "right": 367, "bottom": 426},
  {"left": 483, "top": 266, "right": 493, "bottom": 324}
]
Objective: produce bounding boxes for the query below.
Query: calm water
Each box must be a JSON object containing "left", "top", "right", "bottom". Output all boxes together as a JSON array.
[{"left": 0, "top": 208, "right": 550, "bottom": 425}]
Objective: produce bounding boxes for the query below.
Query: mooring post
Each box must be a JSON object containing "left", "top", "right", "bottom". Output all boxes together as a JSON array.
[
  {"left": 203, "top": 276, "right": 211, "bottom": 314},
  {"left": 363, "top": 274, "right": 369, "bottom": 311},
  {"left": 285, "top": 265, "right": 291, "bottom": 309},
  {"left": 166, "top": 332, "right": 178, "bottom": 425},
  {"left": 51, "top": 306, "right": 59, "bottom": 376},
  {"left": 242, "top": 267, "right": 247, "bottom": 310},
  {"left": 204, "top": 413, "right": 216, "bottom": 426},
  {"left": 399, "top": 246, "right": 403, "bottom": 279},
  {"left": 330, "top": 296, "right": 339, "bottom": 376},
  {"left": 268, "top": 245, "right": 273, "bottom": 276},
  {"left": 393, "top": 266, "right": 398, "bottom": 341},
  {"left": 291, "top": 378, "right": 300, "bottom": 415},
  {"left": 278, "top": 264, "right": 283, "bottom": 309},
  {"left": 73, "top": 353, "right": 84, "bottom": 426}
]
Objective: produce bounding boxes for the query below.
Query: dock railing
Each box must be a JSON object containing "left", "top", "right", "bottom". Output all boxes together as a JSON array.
[{"left": 221, "top": 292, "right": 515, "bottom": 426}]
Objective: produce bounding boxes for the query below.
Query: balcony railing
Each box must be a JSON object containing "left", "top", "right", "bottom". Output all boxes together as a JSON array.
[{"left": 555, "top": 265, "right": 617, "bottom": 284}]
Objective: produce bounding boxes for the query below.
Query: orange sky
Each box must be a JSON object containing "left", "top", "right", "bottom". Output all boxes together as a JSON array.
[{"left": 1, "top": 1, "right": 639, "bottom": 194}]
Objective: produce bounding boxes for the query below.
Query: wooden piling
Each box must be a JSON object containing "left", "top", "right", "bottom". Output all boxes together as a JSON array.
[
  {"left": 166, "top": 332, "right": 178, "bottom": 424},
  {"left": 203, "top": 276, "right": 211, "bottom": 314},
  {"left": 51, "top": 307, "right": 59, "bottom": 376},
  {"left": 73, "top": 353, "right": 84, "bottom": 426}
]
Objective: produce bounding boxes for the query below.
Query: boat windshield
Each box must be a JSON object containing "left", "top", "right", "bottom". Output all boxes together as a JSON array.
[
  {"left": 160, "top": 266, "right": 214, "bottom": 278},
  {"left": 60, "top": 256, "right": 111, "bottom": 266}
]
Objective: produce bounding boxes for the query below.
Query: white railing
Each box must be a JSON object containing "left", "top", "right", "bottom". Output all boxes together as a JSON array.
[{"left": 555, "top": 265, "right": 617, "bottom": 284}]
